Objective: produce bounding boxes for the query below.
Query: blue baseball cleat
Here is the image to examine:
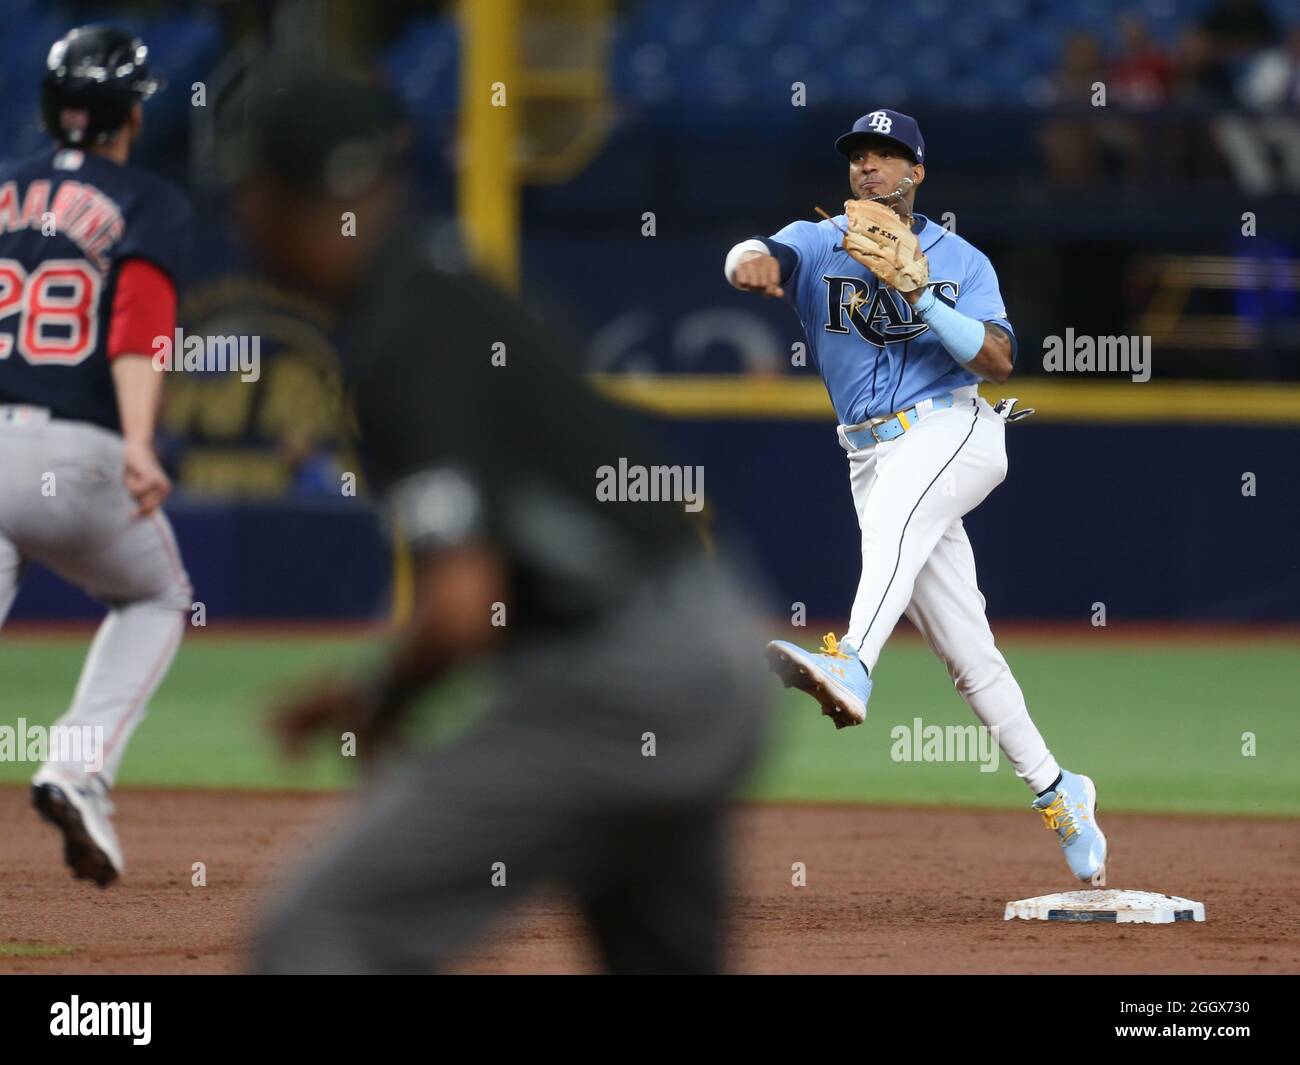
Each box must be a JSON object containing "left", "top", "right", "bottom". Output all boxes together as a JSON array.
[
  {"left": 765, "top": 632, "right": 872, "bottom": 729},
  {"left": 1033, "top": 769, "right": 1108, "bottom": 886}
]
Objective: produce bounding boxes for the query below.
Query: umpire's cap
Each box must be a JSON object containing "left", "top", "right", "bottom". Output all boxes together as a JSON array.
[
  {"left": 42, "top": 25, "right": 160, "bottom": 146},
  {"left": 835, "top": 109, "right": 925, "bottom": 164},
  {"left": 217, "top": 65, "right": 408, "bottom": 199}
]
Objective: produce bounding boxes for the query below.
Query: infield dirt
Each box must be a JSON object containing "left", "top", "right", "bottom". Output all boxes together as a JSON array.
[{"left": 1, "top": 788, "right": 1295, "bottom": 974}]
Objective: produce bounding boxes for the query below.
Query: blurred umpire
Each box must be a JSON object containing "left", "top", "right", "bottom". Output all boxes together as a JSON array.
[{"left": 223, "top": 68, "right": 769, "bottom": 974}]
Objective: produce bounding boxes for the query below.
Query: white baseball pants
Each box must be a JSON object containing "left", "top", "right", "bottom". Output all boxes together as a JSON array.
[
  {"left": 0, "top": 414, "right": 191, "bottom": 786},
  {"left": 840, "top": 390, "right": 1059, "bottom": 793}
]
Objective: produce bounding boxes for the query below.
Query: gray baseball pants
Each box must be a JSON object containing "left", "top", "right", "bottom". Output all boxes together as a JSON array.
[
  {"left": 0, "top": 409, "right": 191, "bottom": 785},
  {"left": 255, "top": 552, "right": 770, "bottom": 975}
]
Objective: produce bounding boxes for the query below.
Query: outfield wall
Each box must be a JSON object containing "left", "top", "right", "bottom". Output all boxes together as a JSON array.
[{"left": 7, "top": 416, "right": 1294, "bottom": 623}]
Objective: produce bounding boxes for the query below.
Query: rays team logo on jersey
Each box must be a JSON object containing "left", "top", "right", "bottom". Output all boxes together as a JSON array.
[{"left": 822, "top": 276, "right": 959, "bottom": 346}]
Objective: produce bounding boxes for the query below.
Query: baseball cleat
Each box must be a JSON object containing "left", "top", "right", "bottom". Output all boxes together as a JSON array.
[
  {"left": 765, "top": 632, "right": 873, "bottom": 729},
  {"left": 31, "top": 766, "right": 123, "bottom": 888},
  {"left": 1033, "top": 769, "right": 1108, "bottom": 886}
]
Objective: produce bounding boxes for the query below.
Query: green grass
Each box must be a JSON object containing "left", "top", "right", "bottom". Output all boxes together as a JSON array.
[
  {"left": 0, "top": 633, "right": 484, "bottom": 790},
  {"left": 0, "top": 943, "right": 77, "bottom": 958},
  {"left": 747, "top": 641, "right": 1300, "bottom": 816},
  {"left": 1, "top": 632, "right": 1296, "bottom": 816}
]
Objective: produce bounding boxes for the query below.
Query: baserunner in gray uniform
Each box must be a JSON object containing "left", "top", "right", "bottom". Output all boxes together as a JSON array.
[
  {"left": 228, "top": 69, "right": 770, "bottom": 974},
  {"left": 0, "top": 26, "right": 192, "bottom": 887}
]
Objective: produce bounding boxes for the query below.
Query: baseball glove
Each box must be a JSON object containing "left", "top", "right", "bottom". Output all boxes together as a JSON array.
[{"left": 841, "top": 198, "right": 929, "bottom": 293}]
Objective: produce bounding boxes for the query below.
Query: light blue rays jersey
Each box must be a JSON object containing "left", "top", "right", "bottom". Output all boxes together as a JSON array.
[{"left": 768, "top": 212, "right": 1016, "bottom": 425}]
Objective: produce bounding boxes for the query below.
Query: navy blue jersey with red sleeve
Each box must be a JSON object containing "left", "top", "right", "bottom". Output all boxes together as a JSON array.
[{"left": 0, "top": 148, "right": 191, "bottom": 432}]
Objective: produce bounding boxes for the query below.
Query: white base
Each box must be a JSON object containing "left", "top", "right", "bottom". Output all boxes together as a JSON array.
[{"left": 1004, "top": 889, "right": 1205, "bottom": 924}]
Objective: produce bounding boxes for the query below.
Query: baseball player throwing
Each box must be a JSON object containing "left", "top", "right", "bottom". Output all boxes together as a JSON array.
[
  {"left": 0, "top": 26, "right": 192, "bottom": 886},
  {"left": 726, "top": 109, "right": 1107, "bottom": 885}
]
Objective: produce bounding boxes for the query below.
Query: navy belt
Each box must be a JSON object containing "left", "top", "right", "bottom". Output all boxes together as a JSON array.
[{"left": 842, "top": 392, "right": 961, "bottom": 449}]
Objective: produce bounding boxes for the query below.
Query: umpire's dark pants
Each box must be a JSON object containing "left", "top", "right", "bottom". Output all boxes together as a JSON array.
[{"left": 255, "top": 553, "right": 769, "bottom": 974}]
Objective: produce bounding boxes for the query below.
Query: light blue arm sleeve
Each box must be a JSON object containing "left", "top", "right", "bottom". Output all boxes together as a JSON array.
[{"left": 914, "top": 288, "right": 986, "bottom": 365}]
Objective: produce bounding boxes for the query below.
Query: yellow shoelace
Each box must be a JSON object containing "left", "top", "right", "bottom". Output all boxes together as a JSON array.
[
  {"left": 1039, "top": 794, "right": 1078, "bottom": 841},
  {"left": 819, "top": 633, "right": 851, "bottom": 659}
]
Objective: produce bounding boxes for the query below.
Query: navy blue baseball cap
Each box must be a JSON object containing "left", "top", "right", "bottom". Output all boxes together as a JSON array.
[{"left": 835, "top": 109, "right": 925, "bottom": 163}]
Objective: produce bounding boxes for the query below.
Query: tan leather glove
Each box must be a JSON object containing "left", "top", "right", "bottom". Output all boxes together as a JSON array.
[{"left": 842, "top": 198, "right": 929, "bottom": 293}]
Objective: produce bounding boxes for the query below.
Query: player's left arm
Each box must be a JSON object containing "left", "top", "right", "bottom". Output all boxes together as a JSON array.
[
  {"left": 108, "top": 186, "right": 193, "bottom": 515},
  {"left": 962, "top": 320, "right": 1014, "bottom": 384},
  {"left": 901, "top": 252, "right": 1015, "bottom": 383},
  {"left": 108, "top": 258, "right": 178, "bottom": 515}
]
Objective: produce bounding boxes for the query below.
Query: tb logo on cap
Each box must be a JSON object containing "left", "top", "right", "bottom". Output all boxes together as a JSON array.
[{"left": 867, "top": 111, "right": 893, "bottom": 134}]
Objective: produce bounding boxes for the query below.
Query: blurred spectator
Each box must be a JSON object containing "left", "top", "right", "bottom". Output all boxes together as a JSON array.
[
  {"left": 1098, "top": 16, "right": 1176, "bottom": 182},
  {"left": 1201, "top": 0, "right": 1281, "bottom": 60},
  {"left": 1240, "top": 25, "right": 1300, "bottom": 108},
  {"left": 1051, "top": 30, "right": 1107, "bottom": 104},
  {"left": 1110, "top": 16, "right": 1173, "bottom": 108},
  {"left": 1169, "top": 27, "right": 1236, "bottom": 104},
  {"left": 1160, "top": 28, "right": 1237, "bottom": 186},
  {"left": 1218, "top": 25, "right": 1300, "bottom": 193},
  {"left": 1037, "top": 13, "right": 1290, "bottom": 188},
  {"left": 1040, "top": 31, "right": 1106, "bottom": 185}
]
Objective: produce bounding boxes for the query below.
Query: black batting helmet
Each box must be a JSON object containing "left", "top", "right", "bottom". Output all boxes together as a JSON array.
[{"left": 41, "top": 25, "right": 160, "bottom": 146}]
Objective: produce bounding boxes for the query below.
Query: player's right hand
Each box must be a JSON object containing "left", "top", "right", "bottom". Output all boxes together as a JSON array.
[
  {"left": 733, "top": 253, "right": 784, "bottom": 298},
  {"left": 271, "top": 678, "right": 397, "bottom": 764},
  {"left": 122, "top": 440, "right": 172, "bottom": 516}
]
